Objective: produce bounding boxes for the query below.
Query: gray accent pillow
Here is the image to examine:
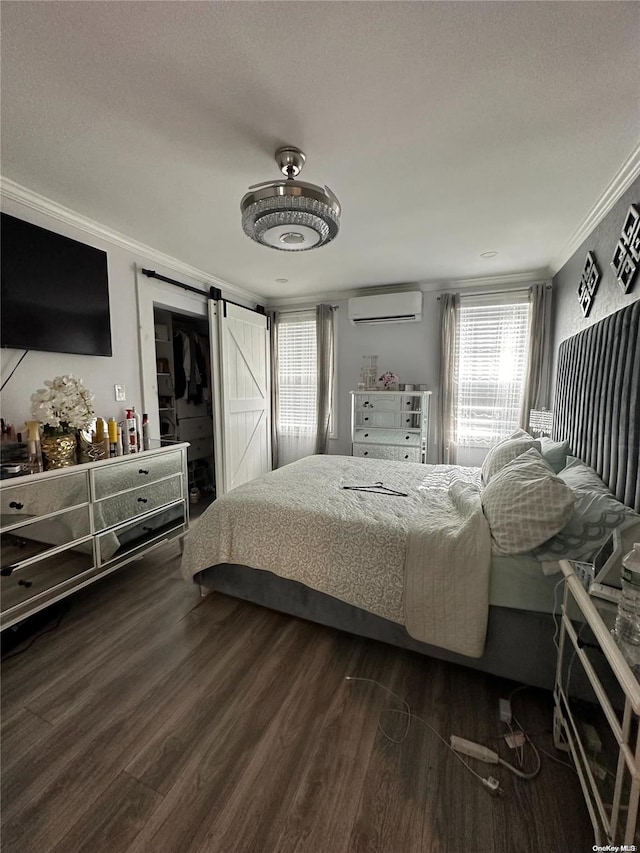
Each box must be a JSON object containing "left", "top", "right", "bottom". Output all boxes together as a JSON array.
[
  {"left": 558, "top": 456, "right": 610, "bottom": 494},
  {"left": 482, "top": 448, "right": 575, "bottom": 555},
  {"left": 481, "top": 432, "right": 541, "bottom": 485},
  {"left": 538, "top": 437, "right": 570, "bottom": 474}
]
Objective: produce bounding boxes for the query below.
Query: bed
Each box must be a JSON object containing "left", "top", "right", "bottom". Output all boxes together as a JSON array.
[{"left": 181, "top": 300, "right": 640, "bottom": 690}]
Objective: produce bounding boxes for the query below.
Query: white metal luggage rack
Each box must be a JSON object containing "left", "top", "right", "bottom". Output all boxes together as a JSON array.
[{"left": 554, "top": 559, "right": 640, "bottom": 846}]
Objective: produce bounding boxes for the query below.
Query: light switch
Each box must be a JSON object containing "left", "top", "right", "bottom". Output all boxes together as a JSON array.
[{"left": 114, "top": 384, "right": 126, "bottom": 402}]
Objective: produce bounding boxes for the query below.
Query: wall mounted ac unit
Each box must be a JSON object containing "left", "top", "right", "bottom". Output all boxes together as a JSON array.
[{"left": 347, "top": 291, "right": 423, "bottom": 325}]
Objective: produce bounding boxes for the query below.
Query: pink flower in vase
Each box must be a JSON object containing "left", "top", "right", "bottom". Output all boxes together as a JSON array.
[{"left": 379, "top": 371, "right": 399, "bottom": 390}]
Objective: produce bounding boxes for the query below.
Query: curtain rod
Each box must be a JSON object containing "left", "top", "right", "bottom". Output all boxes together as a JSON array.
[{"left": 435, "top": 284, "right": 551, "bottom": 301}]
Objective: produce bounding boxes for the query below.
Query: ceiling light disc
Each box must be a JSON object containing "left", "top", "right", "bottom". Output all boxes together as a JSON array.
[{"left": 259, "top": 223, "right": 321, "bottom": 250}]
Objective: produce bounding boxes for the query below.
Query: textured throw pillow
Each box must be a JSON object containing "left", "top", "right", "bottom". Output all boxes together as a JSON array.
[
  {"left": 482, "top": 448, "right": 575, "bottom": 555},
  {"left": 538, "top": 437, "right": 570, "bottom": 474},
  {"left": 481, "top": 433, "right": 541, "bottom": 485},
  {"left": 533, "top": 487, "right": 637, "bottom": 562},
  {"left": 558, "top": 456, "right": 611, "bottom": 494}
]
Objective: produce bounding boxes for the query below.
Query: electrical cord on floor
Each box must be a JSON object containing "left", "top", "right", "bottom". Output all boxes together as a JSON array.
[
  {"left": 345, "top": 676, "right": 503, "bottom": 795},
  {"left": 1, "top": 605, "right": 68, "bottom": 662}
]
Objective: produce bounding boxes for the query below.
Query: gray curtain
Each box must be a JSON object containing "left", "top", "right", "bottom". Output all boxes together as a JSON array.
[
  {"left": 269, "top": 310, "right": 280, "bottom": 469},
  {"left": 314, "top": 303, "right": 335, "bottom": 455},
  {"left": 437, "top": 293, "right": 459, "bottom": 464},
  {"left": 519, "top": 283, "right": 551, "bottom": 429}
]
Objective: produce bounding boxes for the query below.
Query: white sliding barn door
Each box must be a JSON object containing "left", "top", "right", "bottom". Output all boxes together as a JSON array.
[{"left": 214, "top": 301, "right": 271, "bottom": 494}]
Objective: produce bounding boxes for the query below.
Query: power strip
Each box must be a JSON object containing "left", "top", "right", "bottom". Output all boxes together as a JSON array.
[{"left": 589, "top": 583, "right": 622, "bottom": 604}]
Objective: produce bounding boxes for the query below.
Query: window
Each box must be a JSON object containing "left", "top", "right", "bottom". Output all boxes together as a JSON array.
[
  {"left": 276, "top": 308, "right": 336, "bottom": 468},
  {"left": 277, "top": 310, "right": 318, "bottom": 435},
  {"left": 454, "top": 292, "right": 531, "bottom": 449}
]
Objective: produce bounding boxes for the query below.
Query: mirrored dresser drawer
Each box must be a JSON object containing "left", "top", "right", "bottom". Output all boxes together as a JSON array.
[
  {"left": 93, "top": 450, "right": 183, "bottom": 499},
  {"left": 1, "top": 471, "right": 88, "bottom": 527},
  {"left": 94, "top": 475, "right": 183, "bottom": 531},
  {"left": 1, "top": 545, "right": 95, "bottom": 615}
]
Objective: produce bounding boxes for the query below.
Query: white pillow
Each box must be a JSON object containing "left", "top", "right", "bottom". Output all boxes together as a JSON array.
[
  {"left": 481, "top": 432, "right": 541, "bottom": 485},
  {"left": 482, "top": 448, "right": 575, "bottom": 555}
]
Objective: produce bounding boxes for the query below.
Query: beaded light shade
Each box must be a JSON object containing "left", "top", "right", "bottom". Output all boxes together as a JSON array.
[{"left": 241, "top": 147, "right": 340, "bottom": 252}]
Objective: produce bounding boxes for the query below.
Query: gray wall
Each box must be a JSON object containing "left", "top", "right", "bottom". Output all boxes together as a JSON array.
[
  {"left": 329, "top": 293, "right": 441, "bottom": 459},
  {"left": 551, "top": 176, "right": 640, "bottom": 388}
]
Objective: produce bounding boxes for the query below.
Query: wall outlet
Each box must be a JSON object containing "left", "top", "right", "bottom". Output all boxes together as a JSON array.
[{"left": 114, "top": 384, "right": 126, "bottom": 402}]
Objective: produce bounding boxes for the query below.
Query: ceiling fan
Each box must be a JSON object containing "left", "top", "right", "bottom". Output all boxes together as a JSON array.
[{"left": 240, "top": 147, "right": 341, "bottom": 252}]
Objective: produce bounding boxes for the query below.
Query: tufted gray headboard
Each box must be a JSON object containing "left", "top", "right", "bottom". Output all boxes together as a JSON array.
[{"left": 553, "top": 299, "right": 639, "bottom": 511}]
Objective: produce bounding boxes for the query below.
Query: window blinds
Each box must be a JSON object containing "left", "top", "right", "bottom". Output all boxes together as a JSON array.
[
  {"left": 277, "top": 310, "right": 317, "bottom": 433},
  {"left": 454, "top": 294, "right": 531, "bottom": 448}
]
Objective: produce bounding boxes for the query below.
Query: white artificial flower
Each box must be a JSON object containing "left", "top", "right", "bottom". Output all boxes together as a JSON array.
[{"left": 30, "top": 375, "right": 95, "bottom": 433}]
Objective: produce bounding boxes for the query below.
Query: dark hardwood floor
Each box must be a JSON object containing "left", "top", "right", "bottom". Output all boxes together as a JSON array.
[{"left": 1, "top": 540, "right": 593, "bottom": 852}]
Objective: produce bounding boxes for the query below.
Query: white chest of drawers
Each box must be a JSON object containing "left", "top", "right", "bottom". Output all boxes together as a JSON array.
[
  {"left": 350, "top": 391, "right": 432, "bottom": 463},
  {"left": 0, "top": 443, "right": 189, "bottom": 630}
]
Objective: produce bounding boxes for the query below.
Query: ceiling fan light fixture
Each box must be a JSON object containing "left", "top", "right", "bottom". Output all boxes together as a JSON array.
[{"left": 241, "top": 147, "right": 340, "bottom": 252}]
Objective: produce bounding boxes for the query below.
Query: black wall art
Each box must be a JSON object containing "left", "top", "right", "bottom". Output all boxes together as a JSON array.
[
  {"left": 610, "top": 203, "right": 640, "bottom": 294},
  {"left": 577, "top": 251, "right": 601, "bottom": 317}
]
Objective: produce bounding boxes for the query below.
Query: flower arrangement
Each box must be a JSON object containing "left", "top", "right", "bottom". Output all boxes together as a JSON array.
[
  {"left": 379, "top": 371, "right": 399, "bottom": 390},
  {"left": 31, "top": 375, "right": 95, "bottom": 436}
]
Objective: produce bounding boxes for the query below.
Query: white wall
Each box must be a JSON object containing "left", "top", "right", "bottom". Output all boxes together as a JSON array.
[
  {"left": 0, "top": 193, "right": 259, "bottom": 436},
  {"left": 329, "top": 294, "right": 441, "bottom": 460}
]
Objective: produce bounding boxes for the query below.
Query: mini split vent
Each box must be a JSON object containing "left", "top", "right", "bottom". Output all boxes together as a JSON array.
[{"left": 347, "top": 292, "right": 423, "bottom": 325}]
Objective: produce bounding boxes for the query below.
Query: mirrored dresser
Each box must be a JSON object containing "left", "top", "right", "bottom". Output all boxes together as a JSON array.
[{"left": 0, "top": 443, "right": 189, "bottom": 630}]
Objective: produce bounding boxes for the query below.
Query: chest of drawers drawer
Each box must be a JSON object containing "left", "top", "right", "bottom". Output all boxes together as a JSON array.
[
  {"left": 94, "top": 475, "right": 183, "bottom": 531},
  {"left": 92, "top": 450, "right": 183, "bottom": 499},
  {"left": 1, "top": 545, "right": 95, "bottom": 614},
  {"left": 354, "top": 394, "right": 401, "bottom": 411},
  {"left": 97, "top": 503, "right": 186, "bottom": 565},
  {"left": 352, "top": 444, "right": 422, "bottom": 462},
  {"left": 178, "top": 416, "right": 212, "bottom": 442},
  {"left": 353, "top": 428, "right": 421, "bottom": 447},
  {"left": 1, "top": 472, "right": 88, "bottom": 528},
  {"left": 1, "top": 506, "right": 91, "bottom": 568}
]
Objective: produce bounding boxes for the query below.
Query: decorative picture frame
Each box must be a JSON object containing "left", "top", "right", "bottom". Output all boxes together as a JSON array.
[
  {"left": 610, "top": 203, "right": 640, "bottom": 294},
  {"left": 577, "top": 251, "right": 601, "bottom": 317}
]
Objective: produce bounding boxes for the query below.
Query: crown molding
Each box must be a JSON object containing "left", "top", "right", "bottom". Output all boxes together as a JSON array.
[
  {"left": 0, "top": 176, "right": 263, "bottom": 305},
  {"left": 551, "top": 140, "right": 640, "bottom": 275},
  {"left": 266, "top": 269, "right": 550, "bottom": 309}
]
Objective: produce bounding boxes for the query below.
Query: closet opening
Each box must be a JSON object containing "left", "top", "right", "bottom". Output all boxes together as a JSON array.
[{"left": 153, "top": 307, "right": 216, "bottom": 508}]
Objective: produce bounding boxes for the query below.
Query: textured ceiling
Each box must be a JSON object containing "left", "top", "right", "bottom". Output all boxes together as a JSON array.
[{"left": 1, "top": 1, "right": 639, "bottom": 299}]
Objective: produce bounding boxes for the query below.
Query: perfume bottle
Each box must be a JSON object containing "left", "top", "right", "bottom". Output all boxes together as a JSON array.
[{"left": 24, "top": 420, "right": 43, "bottom": 473}]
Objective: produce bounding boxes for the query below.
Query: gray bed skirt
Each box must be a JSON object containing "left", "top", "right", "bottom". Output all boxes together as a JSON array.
[{"left": 196, "top": 563, "right": 560, "bottom": 692}]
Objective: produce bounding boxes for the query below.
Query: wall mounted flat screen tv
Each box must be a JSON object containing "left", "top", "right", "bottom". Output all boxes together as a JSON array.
[{"left": 1, "top": 213, "right": 112, "bottom": 356}]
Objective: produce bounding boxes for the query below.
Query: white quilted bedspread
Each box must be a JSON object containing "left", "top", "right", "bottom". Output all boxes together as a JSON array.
[{"left": 181, "top": 455, "right": 492, "bottom": 658}]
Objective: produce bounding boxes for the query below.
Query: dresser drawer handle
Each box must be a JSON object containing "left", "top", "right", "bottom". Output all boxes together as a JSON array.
[
  {"left": 137, "top": 497, "right": 148, "bottom": 504},
  {"left": 138, "top": 469, "right": 149, "bottom": 475},
  {"left": 404, "top": 454, "right": 409, "bottom": 459},
  {"left": 405, "top": 435, "right": 410, "bottom": 440},
  {"left": 9, "top": 501, "right": 24, "bottom": 509},
  {"left": 143, "top": 526, "right": 153, "bottom": 532},
  {"left": 0, "top": 564, "right": 18, "bottom": 577},
  {"left": 18, "top": 579, "right": 33, "bottom": 588},
  {"left": 364, "top": 451, "right": 369, "bottom": 456},
  {"left": 364, "top": 433, "right": 369, "bottom": 438}
]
